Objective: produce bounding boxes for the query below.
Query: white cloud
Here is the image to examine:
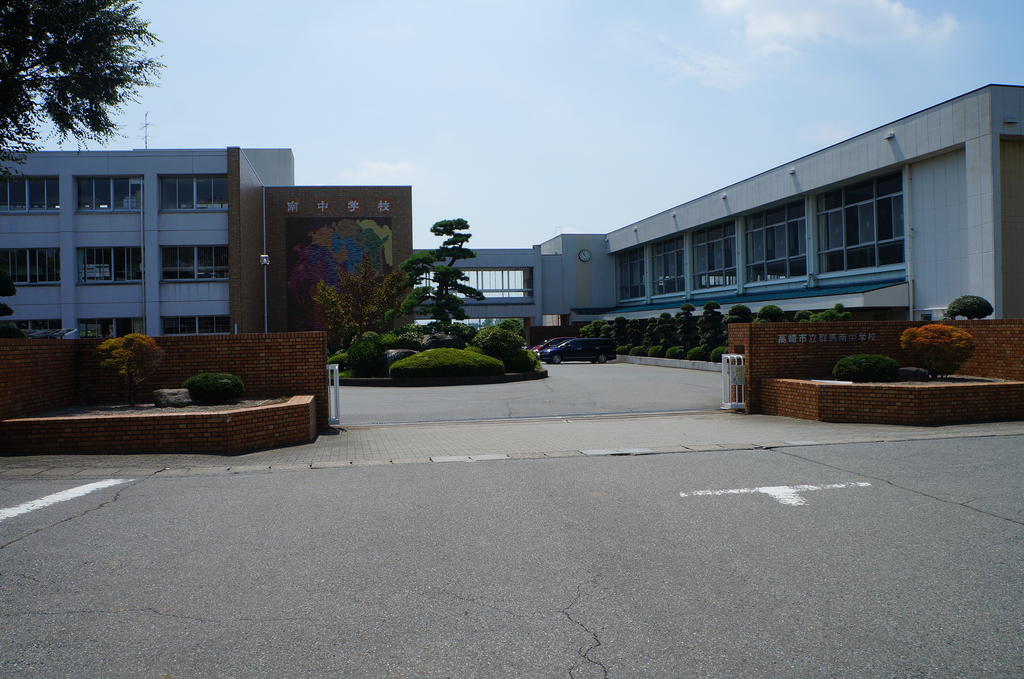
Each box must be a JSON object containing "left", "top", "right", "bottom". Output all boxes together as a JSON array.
[
  {"left": 337, "top": 160, "right": 416, "bottom": 184},
  {"left": 703, "top": 0, "right": 957, "bottom": 54}
]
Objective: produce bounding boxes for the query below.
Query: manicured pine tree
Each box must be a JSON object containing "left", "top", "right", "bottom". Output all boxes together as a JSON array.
[
  {"left": 655, "top": 312, "right": 677, "bottom": 347},
  {"left": 627, "top": 318, "right": 645, "bottom": 346},
  {"left": 612, "top": 317, "right": 629, "bottom": 346},
  {"left": 697, "top": 301, "right": 726, "bottom": 351},
  {"left": 675, "top": 304, "right": 698, "bottom": 351}
]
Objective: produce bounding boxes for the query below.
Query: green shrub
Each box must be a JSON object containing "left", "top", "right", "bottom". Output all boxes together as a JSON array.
[
  {"left": 0, "top": 325, "right": 25, "bottom": 338},
  {"left": 465, "top": 345, "right": 484, "bottom": 354},
  {"left": 709, "top": 346, "right": 728, "bottom": 363},
  {"left": 616, "top": 344, "right": 632, "bottom": 355},
  {"left": 665, "top": 346, "right": 684, "bottom": 359},
  {"left": 348, "top": 332, "right": 387, "bottom": 377},
  {"left": 629, "top": 346, "right": 647, "bottom": 356},
  {"left": 445, "top": 322, "right": 478, "bottom": 344},
  {"left": 944, "top": 295, "right": 993, "bottom": 320},
  {"left": 686, "top": 346, "right": 708, "bottom": 361},
  {"left": 647, "top": 345, "right": 665, "bottom": 358},
  {"left": 755, "top": 304, "right": 785, "bottom": 322},
  {"left": 794, "top": 310, "right": 813, "bottom": 322},
  {"left": 504, "top": 348, "right": 541, "bottom": 373},
  {"left": 389, "top": 348, "right": 504, "bottom": 378},
  {"left": 809, "top": 304, "right": 853, "bottom": 322},
  {"left": 832, "top": 354, "right": 900, "bottom": 382},
  {"left": 472, "top": 326, "right": 525, "bottom": 363},
  {"left": 380, "top": 331, "right": 422, "bottom": 351},
  {"left": 182, "top": 372, "right": 245, "bottom": 404},
  {"left": 327, "top": 351, "right": 349, "bottom": 368},
  {"left": 497, "top": 318, "right": 525, "bottom": 338}
]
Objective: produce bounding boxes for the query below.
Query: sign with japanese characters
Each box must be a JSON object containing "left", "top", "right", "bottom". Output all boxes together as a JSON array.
[{"left": 777, "top": 332, "right": 877, "bottom": 345}]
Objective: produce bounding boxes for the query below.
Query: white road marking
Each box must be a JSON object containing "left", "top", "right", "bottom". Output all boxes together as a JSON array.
[
  {"left": 581, "top": 448, "right": 652, "bottom": 456},
  {"left": 0, "top": 479, "right": 131, "bottom": 522},
  {"left": 679, "top": 481, "right": 871, "bottom": 506}
]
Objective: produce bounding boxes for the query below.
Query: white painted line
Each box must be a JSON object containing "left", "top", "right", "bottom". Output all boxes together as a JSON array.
[
  {"left": 679, "top": 481, "right": 871, "bottom": 506},
  {"left": 431, "top": 455, "right": 472, "bottom": 463},
  {"left": 783, "top": 440, "right": 820, "bottom": 446},
  {"left": 0, "top": 479, "right": 131, "bottom": 522},
  {"left": 469, "top": 454, "right": 509, "bottom": 461},
  {"left": 581, "top": 448, "right": 653, "bottom": 456}
]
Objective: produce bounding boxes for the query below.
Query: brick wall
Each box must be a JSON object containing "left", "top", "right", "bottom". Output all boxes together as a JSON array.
[
  {"left": 760, "top": 379, "right": 1024, "bottom": 425},
  {"left": 2, "top": 395, "right": 316, "bottom": 454},
  {"left": 0, "top": 332, "right": 330, "bottom": 429},
  {"left": 0, "top": 340, "right": 78, "bottom": 420},
  {"left": 728, "top": 319, "right": 1024, "bottom": 413}
]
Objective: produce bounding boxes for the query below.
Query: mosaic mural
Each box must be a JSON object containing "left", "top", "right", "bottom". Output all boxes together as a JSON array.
[{"left": 286, "top": 217, "right": 393, "bottom": 330}]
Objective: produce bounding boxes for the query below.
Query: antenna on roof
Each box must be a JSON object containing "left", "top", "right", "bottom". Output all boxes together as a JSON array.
[{"left": 140, "top": 112, "right": 151, "bottom": 149}]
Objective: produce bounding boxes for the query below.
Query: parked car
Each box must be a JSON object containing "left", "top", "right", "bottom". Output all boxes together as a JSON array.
[
  {"left": 538, "top": 337, "right": 617, "bottom": 364},
  {"left": 531, "top": 337, "right": 573, "bottom": 354}
]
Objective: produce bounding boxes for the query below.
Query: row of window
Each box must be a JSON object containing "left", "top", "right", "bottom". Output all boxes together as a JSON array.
[
  {"left": 618, "top": 172, "right": 905, "bottom": 299},
  {"left": 0, "top": 176, "right": 228, "bottom": 212},
  {"left": 14, "top": 316, "right": 230, "bottom": 338},
  {"left": 1, "top": 246, "right": 228, "bottom": 283}
]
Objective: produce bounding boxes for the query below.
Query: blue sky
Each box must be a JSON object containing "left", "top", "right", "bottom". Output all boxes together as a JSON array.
[{"left": 45, "top": 0, "right": 1024, "bottom": 248}]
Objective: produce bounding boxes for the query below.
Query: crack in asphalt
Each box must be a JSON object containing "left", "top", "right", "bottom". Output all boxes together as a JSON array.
[
  {"left": 766, "top": 445, "right": 1024, "bottom": 527},
  {"left": 0, "top": 478, "right": 146, "bottom": 551},
  {"left": 563, "top": 585, "right": 609, "bottom": 679}
]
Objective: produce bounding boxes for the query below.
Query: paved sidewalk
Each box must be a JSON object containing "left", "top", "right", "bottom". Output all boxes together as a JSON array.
[{"left": 3, "top": 409, "right": 1024, "bottom": 478}]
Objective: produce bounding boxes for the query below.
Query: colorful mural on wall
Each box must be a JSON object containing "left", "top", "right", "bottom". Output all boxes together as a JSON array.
[{"left": 286, "top": 217, "right": 394, "bottom": 330}]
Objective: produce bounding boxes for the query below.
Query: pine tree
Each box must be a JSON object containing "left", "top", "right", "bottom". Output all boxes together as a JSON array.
[{"left": 398, "top": 218, "right": 485, "bottom": 328}]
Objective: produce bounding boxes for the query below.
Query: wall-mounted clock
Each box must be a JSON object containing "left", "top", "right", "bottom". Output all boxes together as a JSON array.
[{"left": 577, "top": 248, "right": 592, "bottom": 262}]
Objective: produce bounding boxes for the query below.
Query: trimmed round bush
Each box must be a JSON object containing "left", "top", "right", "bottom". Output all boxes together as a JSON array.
[
  {"left": 686, "top": 346, "right": 708, "bottom": 361},
  {"left": 755, "top": 304, "right": 785, "bottom": 322},
  {"left": 0, "top": 325, "right": 25, "bottom": 338},
  {"left": 348, "top": 332, "right": 387, "bottom": 377},
  {"left": 900, "top": 324, "right": 975, "bottom": 378},
  {"left": 616, "top": 344, "right": 632, "bottom": 355},
  {"left": 629, "top": 346, "right": 647, "bottom": 356},
  {"left": 464, "top": 345, "right": 484, "bottom": 354},
  {"left": 709, "top": 346, "right": 728, "bottom": 363},
  {"left": 327, "top": 351, "right": 348, "bottom": 368},
  {"left": 380, "top": 331, "right": 422, "bottom": 351},
  {"left": 182, "top": 372, "right": 245, "bottom": 404},
  {"left": 793, "top": 310, "right": 813, "bottom": 322},
  {"left": 665, "top": 346, "right": 685, "bottom": 359},
  {"left": 647, "top": 345, "right": 665, "bottom": 358},
  {"left": 388, "top": 348, "right": 504, "bottom": 378},
  {"left": 504, "top": 348, "right": 541, "bottom": 373},
  {"left": 472, "top": 326, "right": 524, "bottom": 364},
  {"left": 832, "top": 354, "right": 900, "bottom": 382},
  {"left": 944, "top": 295, "right": 993, "bottom": 320}
]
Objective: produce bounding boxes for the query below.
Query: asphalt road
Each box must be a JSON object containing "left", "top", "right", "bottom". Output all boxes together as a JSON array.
[
  {"left": 342, "top": 361, "right": 723, "bottom": 424},
  {"left": 1, "top": 435, "right": 1021, "bottom": 678}
]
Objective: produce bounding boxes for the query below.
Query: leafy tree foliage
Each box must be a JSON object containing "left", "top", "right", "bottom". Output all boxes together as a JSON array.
[
  {"left": 754, "top": 304, "right": 786, "bottom": 322},
  {"left": 900, "top": 324, "right": 975, "bottom": 378},
  {"left": 612, "top": 317, "right": 629, "bottom": 346},
  {"left": 95, "top": 333, "right": 164, "bottom": 405},
  {"left": 675, "top": 304, "right": 698, "bottom": 350},
  {"left": 724, "top": 304, "right": 753, "bottom": 325},
  {"left": 793, "top": 310, "right": 813, "bottom": 322},
  {"left": 654, "top": 313, "right": 676, "bottom": 346},
  {"left": 0, "top": 0, "right": 162, "bottom": 170},
  {"left": 0, "top": 270, "right": 23, "bottom": 337},
  {"left": 809, "top": 303, "right": 853, "bottom": 322},
  {"left": 697, "top": 302, "right": 725, "bottom": 351},
  {"left": 626, "top": 318, "right": 644, "bottom": 346},
  {"left": 313, "top": 259, "right": 407, "bottom": 350},
  {"left": 399, "top": 219, "right": 485, "bottom": 327},
  {"left": 944, "top": 295, "right": 993, "bottom": 320}
]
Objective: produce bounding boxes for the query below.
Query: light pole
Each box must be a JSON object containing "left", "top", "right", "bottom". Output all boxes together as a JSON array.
[{"left": 260, "top": 254, "right": 270, "bottom": 332}]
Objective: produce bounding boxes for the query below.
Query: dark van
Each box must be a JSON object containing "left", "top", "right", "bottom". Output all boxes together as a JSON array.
[{"left": 538, "top": 338, "right": 617, "bottom": 364}]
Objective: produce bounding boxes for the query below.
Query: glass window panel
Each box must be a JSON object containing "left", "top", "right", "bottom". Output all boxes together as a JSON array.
[
  {"left": 878, "top": 240, "right": 904, "bottom": 265},
  {"left": 747, "top": 231, "right": 764, "bottom": 263},
  {"left": 160, "top": 177, "right": 177, "bottom": 209},
  {"left": 45, "top": 178, "right": 59, "bottom": 209},
  {"left": 846, "top": 245, "right": 875, "bottom": 270},
  {"left": 822, "top": 190, "right": 842, "bottom": 211},
  {"left": 210, "top": 177, "right": 228, "bottom": 208},
  {"left": 789, "top": 256, "right": 806, "bottom": 277},
  {"left": 176, "top": 177, "right": 194, "bottom": 209},
  {"left": 10, "top": 180, "right": 26, "bottom": 210},
  {"left": 877, "top": 197, "right": 893, "bottom": 241},
  {"left": 0, "top": 180, "right": 9, "bottom": 210},
  {"left": 858, "top": 203, "right": 875, "bottom": 243},
  {"left": 765, "top": 206, "right": 786, "bottom": 225},
  {"left": 821, "top": 250, "right": 845, "bottom": 272},
  {"left": 787, "top": 200, "right": 805, "bottom": 219},
  {"left": 195, "top": 177, "right": 213, "bottom": 208},
  {"left": 788, "top": 219, "right": 805, "bottom": 256},
  {"left": 845, "top": 206, "right": 860, "bottom": 246},
  {"left": 724, "top": 223, "right": 735, "bottom": 236},
  {"left": 95, "top": 179, "right": 111, "bottom": 209},
  {"left": 876, "top": 172, "right": 901, "bottom": 196},
  {"left": 828, "top": 212, "right": 843, "bottom": 249},
  {"left": 28, "top": 178, "right": 46, "bottom": 209},
  {"left": 844, "top": 181, "right": 873, "bottom": 204},
  {"left": 749, "top": 214, "right": 764, "bottom": 229},
  {"left": 773, "top": 226, "right": 787, "bottom": 261},
  {"left": 77, "top": 178, "right": 94, "bottom": 209},
  {"left": 766, "top": 260, "right": 787, "bottom": 279},
  {"left": 891, "top": 195, "right": 904, "bottom": 237},
  {"left": 747, "top": 263, "right": 765, "bottom": 282}
]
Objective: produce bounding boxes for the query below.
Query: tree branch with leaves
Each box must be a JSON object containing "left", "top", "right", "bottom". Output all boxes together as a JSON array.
[
  {"left": 398, "top": 218, "right": 485, "bottom": 328},
  {"left": 313, "top": 258, "right": 407, "bottom": 349}
]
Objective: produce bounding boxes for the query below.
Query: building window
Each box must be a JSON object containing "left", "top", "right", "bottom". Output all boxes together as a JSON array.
[
  {"left": 0, "top": 248, "right": 60, "bottom": 283},
  {"left": 77, "top": 177, "right": 143, "bottom": 210},
  {"left": 651, "top": 236, "right": 685, "bottom": 295},
  {"left": 162, "top": 315, "right": 230, "bottom": 335},
  {"left": 161, "top": 246, "right": 228, "bottom": 279},
  {"left": 15, "top": 319, "right": 62, "bottom": 331},
  {"left": 617, "top": 247, "right": 645, "bottom": 300},
  {"left": 817, "top": 172, "right": 904, "bottom": 273},
  {"left": 77, "top": 247, "right": 143, "bottom": 283},
  {"left": 160, "top": 175, "right": 228, "bottom": 210},
  {"left": 0, "top": 177, "right": 59, "bottom": 211},
  {"left": 746, "top": 201, "right": 806, "bottom": 282},
  {"left": 460, "top": 269, "right": 532, "bottom": 298},
  {"left": 78, "top": 318, "right": 144, "bottom": 339},
  {"left": 692, "top": 221, "right": 736, "bottom": 289}
]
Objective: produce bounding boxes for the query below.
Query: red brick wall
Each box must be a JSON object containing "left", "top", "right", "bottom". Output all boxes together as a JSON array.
[
  {"left": 1, "top": 395, "right": 316, "bottom": 454},
  {"left": 0, "top": 332, "right": 330, "bottom": 429},
  {"left": 0, "top": 340, "right": 78, "bottom": 420},
  {"left": 728, "top": 320, "right": 1024, "bottom": 412},
  {"left": 761, "top": 378, "right": 1024, "bottom": 425}
]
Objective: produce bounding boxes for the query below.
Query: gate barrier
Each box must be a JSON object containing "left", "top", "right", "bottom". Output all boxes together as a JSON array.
[
  {"left": 327, "top": 363, "right": 341, "bottom": 425},
  {"left": 721, "top": 354, "right": 745, "bottom": 410}
]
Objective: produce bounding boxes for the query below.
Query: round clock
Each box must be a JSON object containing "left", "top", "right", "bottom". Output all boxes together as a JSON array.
[{"left": 577, "top": 248, "right": 592, "bottom": 262}]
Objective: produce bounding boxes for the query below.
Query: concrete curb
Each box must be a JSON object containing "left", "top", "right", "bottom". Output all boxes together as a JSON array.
[
  {"left": 617, "top": 355, "right": 722, "bottom": 372},
  {"left": 341, "top": 370, "right": 548, "bottom": 387}
]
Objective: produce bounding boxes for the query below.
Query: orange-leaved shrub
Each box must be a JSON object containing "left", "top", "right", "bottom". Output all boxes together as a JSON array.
[{"left": 899, "top": 324, "right": 974, "bottom": 378}]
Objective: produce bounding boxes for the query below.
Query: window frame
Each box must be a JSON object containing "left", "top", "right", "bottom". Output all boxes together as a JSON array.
[
  {"left": 162, "top": 315, "right": 231, "bottom": 335},
  {"left": 459, "top": 268, "right": 532, "bottom": 298},
  {"left": 161, "top": 245, "right": 229, "bottom": 280},
  {"left": 160, "top": 175, "right": 229, "bottom": 211},
  {"left": 76, "top": 247, "right": 143, "bottom": 283},
  {"left": 0, "top": 248, "right": 61, "bottom": 284},
  {"left": 651, "top": 236, "right": 685, "bottom": 296},
  {"left": 0, "top": 176, "right": 60, "bottom": 212},
  {"left": 77, "top": 317, "right": 144, "bottom": 339},
  {"left": 745, "top": 201, "right": 806, "bottom": 282},
  {"left": 617, "top": 247, "right": 646, "bottom": 300},
  {"left": 691, "top": 221, "right": 736, "bottom": 290},
  {"left": 77, "top": 176, "right": 143, "bottom": 211},
  {"left": 816, "top": 172, "right": 904, "bottom": 273}
]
